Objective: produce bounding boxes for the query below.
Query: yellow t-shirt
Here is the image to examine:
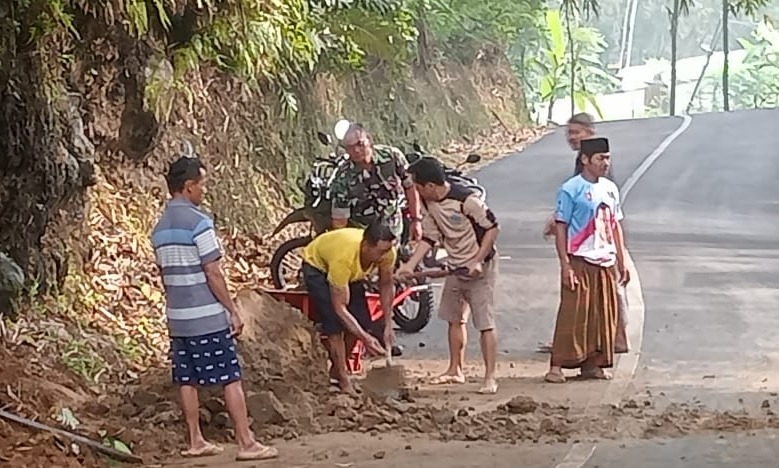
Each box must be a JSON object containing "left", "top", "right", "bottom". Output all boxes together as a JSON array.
[{"left": 302, "top": 228, "right": 396, "bottom": 287}]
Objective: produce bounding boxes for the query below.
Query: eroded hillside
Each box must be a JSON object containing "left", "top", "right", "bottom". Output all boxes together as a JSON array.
[{"left": 0, "top": 1, "right": 544, "bottom": 465}]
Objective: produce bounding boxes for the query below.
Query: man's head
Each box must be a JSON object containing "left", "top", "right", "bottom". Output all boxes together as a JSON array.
[
  {"left": 566, "top": 113, "right": 595, "bottom": 151},
  {"left": 408, "top": 156, "right": 446, "bottom": 201},
  {"left": 361, "top": 219, "right": 396, "bottom": 263},
  {"left": 340, "top": 123, "right": 374, "bottom": 164},
  {"left": 578, "top": 137, "right": 611, "bottom": 178},
  {"left": 166, "top": 156, "right": 207, "bottom": 205}
]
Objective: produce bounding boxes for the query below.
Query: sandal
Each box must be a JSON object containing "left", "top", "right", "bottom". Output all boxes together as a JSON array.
[
  {"left": 544, "top": 371, "right": 566, "bottom": 384},
  {"left": 536, "top": 341, "right": 553, "bottom": 353},
  {"left": 580, "top": 368, "right": 612, "bottom": 380},
  {"left": 181, "top": 442, "right": 224, "bottom": 458},
  {"left": 430, "top": 374, "right": 466, "bottom": 385},
  {"left": 236, "top": 443, "right": 279, "bottom": 461}
]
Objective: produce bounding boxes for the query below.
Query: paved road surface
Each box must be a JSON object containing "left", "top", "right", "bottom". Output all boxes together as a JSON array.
[
  {"left": 394, "top": 108, "right": 779, "bottom": 467},
  {"left": 174, "top": 110, "right": 779, "bottom": 468}
]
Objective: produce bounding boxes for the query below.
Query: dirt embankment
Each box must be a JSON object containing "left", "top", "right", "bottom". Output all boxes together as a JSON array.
[{"left": 0, "top": 4, "right": 548, "bottom": 466}]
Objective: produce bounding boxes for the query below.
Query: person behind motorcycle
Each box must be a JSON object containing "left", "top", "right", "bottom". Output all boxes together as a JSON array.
[{"left": 330, "top": 123, "right": 422, "bottom": 243}]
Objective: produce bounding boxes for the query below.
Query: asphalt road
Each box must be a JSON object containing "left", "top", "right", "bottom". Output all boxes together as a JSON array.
[{"left": 396, "top": 108, "right": 779, "bottom": 467}]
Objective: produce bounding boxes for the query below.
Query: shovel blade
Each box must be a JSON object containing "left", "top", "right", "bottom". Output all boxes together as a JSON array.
[{"left": 363, "top": 363, "right": 405, "bottom": 398}]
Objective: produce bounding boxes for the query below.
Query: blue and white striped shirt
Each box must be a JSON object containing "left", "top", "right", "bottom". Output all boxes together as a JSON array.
[{"left": 151, "top": 199, "right": 230, "bottom": 337}]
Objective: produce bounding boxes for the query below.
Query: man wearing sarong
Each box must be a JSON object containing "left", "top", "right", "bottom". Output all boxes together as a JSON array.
[
  {"left": 544, "top": 137, "right": 630, "bottom": 383},
  {"left": 539, "top": 113, "right": 629, "bottom": 354}
]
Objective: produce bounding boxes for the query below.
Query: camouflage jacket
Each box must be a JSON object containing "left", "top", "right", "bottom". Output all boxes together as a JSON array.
[{"left": 330, "top": 144, "right": 413, "bottom": 238}]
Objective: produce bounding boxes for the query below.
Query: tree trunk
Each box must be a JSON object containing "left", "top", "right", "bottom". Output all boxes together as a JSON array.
[
  {"left": 722, "top": 0, "right": 730, "bottom": 111},
  {"left": 625, "top": 0, "right": 640, "bottom": 68},
  {"left": 566, "top": 4, "right": 575, "bottom": 117},
  {"left": 686, "top": 19, "right": 722, "bottom": 114},
  {"left": 669, "top": 0, "right": 679, "bottom": 116}
]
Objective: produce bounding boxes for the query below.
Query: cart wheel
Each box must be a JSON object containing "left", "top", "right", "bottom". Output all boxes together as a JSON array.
[
  {"left": 270, "top": 236, "right": 311, "bottom": 289},
  {"left": 392, "top": 280, "right": 435, "bottom": 334}
]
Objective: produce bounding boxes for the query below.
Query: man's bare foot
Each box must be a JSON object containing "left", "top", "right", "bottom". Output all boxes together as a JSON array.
[
  {"left": 478, "top": 378, "right": 499, "bottom": 394},
  {"left": 430, "top": 372, "right": 466, "bottom": 385}
]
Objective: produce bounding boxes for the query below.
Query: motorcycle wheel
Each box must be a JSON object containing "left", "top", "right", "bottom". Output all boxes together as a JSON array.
[
  {"left": 270, "top": 236, "right": 311, "bottom": 289},
  {"left": 392, "top": 272, "right": 435, "bottom": 334}
]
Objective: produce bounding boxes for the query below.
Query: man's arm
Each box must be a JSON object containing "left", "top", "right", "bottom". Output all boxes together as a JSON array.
[
  {"left": 553, "top": 188, "right": 575, "bottom": 267},
  {"left": 554, "top": 222, "right": 570, "bottom": 267},
  {"left": 330, "top": 168, "right": 351, "bottom": 229},
  {"left": 613, "top": 185, "right": 627, "bottom": 265},
  {"left": 328, "top": 262, "right": 371, "bottom": 339},
  {"left": 393, "top": 148, "right": 421, "bottom": 222},
  {"left": 194, "top": 218, "right": 239, "bottom": 315},
  {"left": 462, "top": 196, "right": 500, "bottom": 263},
  {"left": 403, "top": 207, "right": 440, "bottom": 270}
]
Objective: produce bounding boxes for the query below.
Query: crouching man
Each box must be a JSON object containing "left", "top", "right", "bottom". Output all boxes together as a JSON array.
[{"left": 301, "top": 220, "right": 396, "bottom": 394}]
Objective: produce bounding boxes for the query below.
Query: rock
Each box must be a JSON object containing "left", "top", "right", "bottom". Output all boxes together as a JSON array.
[
  {"left": 506, "top": 396, "right": 538, "bottom": 414},
  {"left": 212, "top": 412, "right": 230, "bottom": 428},
  {"left": 198, "top": 407, "right": 212, "bottom": 424},
  {"left": 624, "top": 399, "right": 639, "bottom": 409},
  {"left": 130, "top": 390, "right": 160, "bottom": 409},
  {"left": 762, "top": 400, "right": 771, "bottom": 409},
  {"left": 433, "top": 408, "right": 457, "bottom": 426},
  {"left": 247, "top": 391, "right": 289, "bottom": 425},
  {"left": 0, "top": 253, "right": 24, "bottom": 314},
  {"left": 373, "top": 451, "right": 386, "bottom": 460},
  {"left": 203, "top": 397, "right": 224, "bottom": 414}
]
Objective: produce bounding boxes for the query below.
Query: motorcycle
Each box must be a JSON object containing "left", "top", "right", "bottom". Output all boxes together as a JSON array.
[{"left": 268, "top": 119, "right": 486, "bottom": 334}]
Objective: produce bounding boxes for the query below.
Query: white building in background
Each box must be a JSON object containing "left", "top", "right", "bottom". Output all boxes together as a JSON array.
[{"left": 531, "top": 49, "right": 747, "bottom": 125}]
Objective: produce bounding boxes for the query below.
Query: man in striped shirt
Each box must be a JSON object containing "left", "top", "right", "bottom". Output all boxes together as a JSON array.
[{"left": 152, "top": 156, "right": 277, "bottom": 461}]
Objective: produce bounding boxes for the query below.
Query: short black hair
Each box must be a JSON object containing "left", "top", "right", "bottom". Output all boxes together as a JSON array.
[
  {"left": 363, "top": 218, "right": 396, "bottom": 245},
  {"left": 408, "top": 156, "right": 446, "bottom": 185},
  {"left": 166, "top": 156, "right": 204, "bottom": 194}
]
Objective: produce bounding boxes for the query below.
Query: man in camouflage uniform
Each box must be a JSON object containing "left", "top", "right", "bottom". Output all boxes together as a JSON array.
[{"left": 330, "top": 123, "right": 422, "bottom": 242}]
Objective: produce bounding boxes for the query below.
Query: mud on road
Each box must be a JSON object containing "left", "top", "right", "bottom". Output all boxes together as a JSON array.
[{"left": 5, "top": 290, "right": 779, "bottom": 467}]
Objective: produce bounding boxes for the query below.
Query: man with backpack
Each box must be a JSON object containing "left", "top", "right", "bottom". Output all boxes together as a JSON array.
[{"left": 396, "top": 157, "right": 500, "bottom": 395}]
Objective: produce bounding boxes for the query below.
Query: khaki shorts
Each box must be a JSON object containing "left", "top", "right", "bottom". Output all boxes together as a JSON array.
[{"left": 438, "top": 258, "right": 498, "bottom": 331}]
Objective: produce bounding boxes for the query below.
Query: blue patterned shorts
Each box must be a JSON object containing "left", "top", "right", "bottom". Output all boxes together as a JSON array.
[{"left": 169, "top": 329, "right": 242, "bottom": 387}]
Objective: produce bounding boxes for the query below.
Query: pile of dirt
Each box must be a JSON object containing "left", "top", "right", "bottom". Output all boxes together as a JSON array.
[
  {"left": 0, "top": 347, "right": 101, "bottom": 467},
  {"left": 100, "top": 290, "right": 330, "bottom": 463}
]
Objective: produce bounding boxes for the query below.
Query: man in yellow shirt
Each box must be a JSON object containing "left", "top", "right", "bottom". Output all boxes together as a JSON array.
[{"left": 302, "top": 220, "right": 397, "bottom": 393}]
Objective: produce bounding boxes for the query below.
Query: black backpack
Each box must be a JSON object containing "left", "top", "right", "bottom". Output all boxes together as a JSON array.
[{"left": 421, "top": 183, "right": 496, "bottom": 263}]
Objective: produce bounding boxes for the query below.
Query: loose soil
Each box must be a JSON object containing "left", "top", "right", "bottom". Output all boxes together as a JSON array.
[{"left": 5, "top": 290, "right": 779, "bottom": 467}]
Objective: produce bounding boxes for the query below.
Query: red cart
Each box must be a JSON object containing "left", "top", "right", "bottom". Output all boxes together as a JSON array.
[{"left": 262, "top": 285, "right": 427, "bottom": 374}]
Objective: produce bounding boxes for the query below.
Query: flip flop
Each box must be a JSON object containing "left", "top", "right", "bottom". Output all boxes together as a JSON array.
[
  {"left": 477, "top": 379, "right": 499, "bottom": 394},
  {"left": 544, "top": 372, "right": 566, "bottom": 384},
  {"left": 580, "top": 369, "right": 613, "bottom": 380},
  {"left": 430, "top": 374, "right": 466, "bottom": 385},
  {"left": 181, "top": 442, "right": 224, "bottom": 458},
  {"left": 536, "top": 341, "right": 553, "bottom": 353},
  {"left": 236, "top": 444, "right": 279, "bottom": 461}
]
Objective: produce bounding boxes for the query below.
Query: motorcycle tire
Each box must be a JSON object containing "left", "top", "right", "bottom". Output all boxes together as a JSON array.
[
  {"left": 392, "top": 278, "right": 435, "bottom": 334},
  {"left": 270, "top": 236, "right": 311, "bottom": 289}
]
